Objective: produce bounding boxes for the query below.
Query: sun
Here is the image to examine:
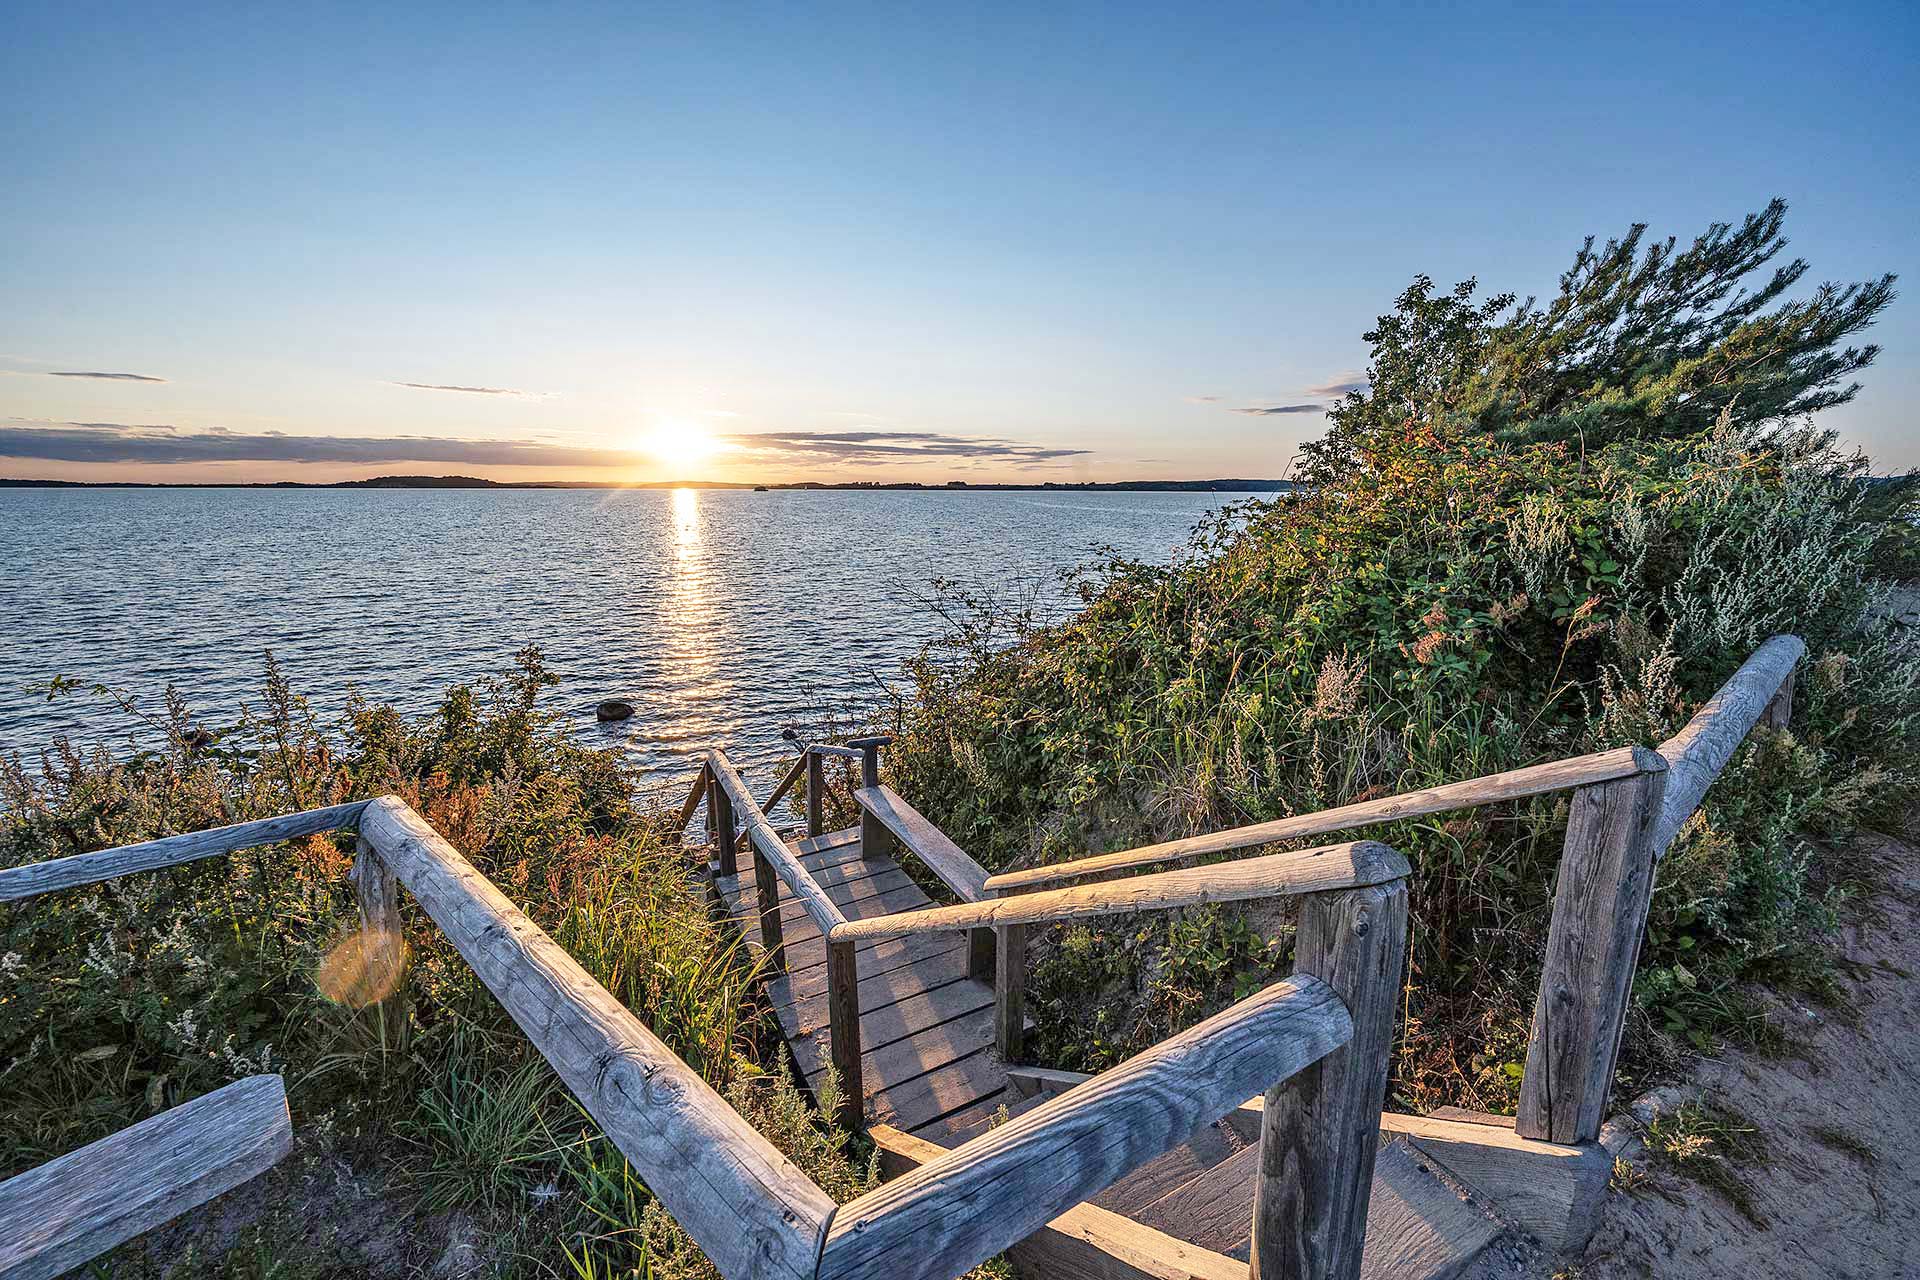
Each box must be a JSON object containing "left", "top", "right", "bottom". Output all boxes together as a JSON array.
[{"left": 640, "top": 419, "right": 723, "bottom": 475}]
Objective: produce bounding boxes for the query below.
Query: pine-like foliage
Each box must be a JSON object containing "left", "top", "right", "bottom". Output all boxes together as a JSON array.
[{"left": 1301, "top": 200, "right": 1895, "bottom": 481}]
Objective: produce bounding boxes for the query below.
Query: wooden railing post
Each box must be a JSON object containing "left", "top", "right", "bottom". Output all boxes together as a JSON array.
[
  {"left": 994, "top": 900, "right": 1027, "bottom": 1063},
  {"left": 1761, "top": 668, "right": 1794, "bottom": 730},
  {"left": 850, "top": 737, "right": 893, "bottom": 858},
  {"left": 806, "top": 748, "right": 826, "bottom": 838},
  {"left": 711, "top": 761, "right": 738, "bottom": 877},
  {"left": 1253, "top": 876, "right": 1408, "bottom": 1280},
  {"left": 826, "top": 938, "right": 864, "bottom": 1130},
  {"left": 750, "top": 837, "right": 786, "bottom": 973},
  {"left": 1518, "top": 748, "right": 1668, "bottom": 1144},
  {"left": 351, "top": 834, "right": 410, "bottom": 1049}
]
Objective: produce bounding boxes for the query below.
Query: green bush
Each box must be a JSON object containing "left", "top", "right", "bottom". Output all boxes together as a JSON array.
[{"left": 881, "top": 205, "right": 1916, "bottom": 1112}]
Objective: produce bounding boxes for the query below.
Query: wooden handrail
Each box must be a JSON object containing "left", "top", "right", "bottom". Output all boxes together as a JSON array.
[
  {"left": 829, "top": 840, "right": 1408, "bottom": 943},
  {"left": 1649, "top": 633, "right": 1805, "bottom": 858},
  {"left": 763, "top": 752, "right": 809, "bottom": 814},
  {"left": 853, "top": 785, "right": 990, "bottom": 903},
  {"left": 810, "top": 743, "right": 865, "bottom": 760},
  {"left": 0, "top": 800, "right": 371, "bottom": 903},
  {"left": 815, "top": 974, "right": 1355, "bottom": 1280},
  {"left": 675, "top": 763, "right": 710, "bottom": 833},
  {"left": 706, "top": 750, "right": 849, "bottom": 936},
  {"left": 984, "top": 746, "right": 1648, "bottom": 893},
  {"left": 0, "top": 1074, "right": 292, "bottom": 1280},
  {"left": 357, "top": 796, "right": 834, "bottom": 1280}
]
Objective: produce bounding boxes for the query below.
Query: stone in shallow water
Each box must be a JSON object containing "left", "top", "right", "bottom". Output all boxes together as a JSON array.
[{"left": 596, "top": 699, "right": 635, "bottom": 722}]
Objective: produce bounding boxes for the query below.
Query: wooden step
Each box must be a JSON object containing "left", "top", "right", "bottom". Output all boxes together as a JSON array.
[{"left": 924, "top": 1098, "right": 1500, "bottom": 1280}]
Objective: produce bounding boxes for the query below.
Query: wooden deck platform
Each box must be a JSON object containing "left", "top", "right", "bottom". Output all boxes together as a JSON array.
[
  {"left": 708, "top": 826, "right": 1017, "bottom": 1136},
  {"left": 922, "top": 1089, "right": 1502, "bottom": 1280}
]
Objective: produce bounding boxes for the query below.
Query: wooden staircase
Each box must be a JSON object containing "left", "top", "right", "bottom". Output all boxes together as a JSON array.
[{"left": 916, "top": 1088, "right": 1505, "bottom": 1280}]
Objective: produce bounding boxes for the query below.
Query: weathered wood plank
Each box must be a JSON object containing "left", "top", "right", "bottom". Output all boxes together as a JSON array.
[
  {"left": 1382, "top": 1111, "right": 1609, "bottom": 1255},
  {"left": 806, "top": 750, "right": 826, "bottom": 837},
  {"left": 358, "top": 796, "right": 832, "bottom": 1280},
  {"left": 995, "top": 920, "right": 1029, "bottom": 1060},
  {"left": 787, "top": 975, "right": 993, "bottom": 1054},
  {"left": 1650, "top": 633, "right": 1803, "bottom": 857},
  {"left": 763, "top": 753, "right": 808, "bottom": 815},
  {"left": 721, "top": 865, "right": 921, "bottom": 928},
  {"left": 768, "top": 935, "right": 971, "bottom": 1012},
  {"left": 797, "top": 827, "right": 862, "bottom": 855},
  {"left": 833, "top": 841, "right": 1410, "bottom": 943},
  {"left": 1254, "top": 880, "right": 1409, "bottom": 1280},
  {"left": 826, "top": 937, "right": 864, "bottom": 1128},
  {"left": 818, "top": 975, "right": 1352, "bottom": 1280},
  {"left": 1094, "top": 1122, "right": 1249, "bottom": 1219},
  {"left": 0, "top": 801, "right": 369, "bottom": 902},
  {"left": 852, "top": 785, "right": 991, "bottom": 901},
  {"left": 708, "top": 750, "right": 848, "bottom": 936},
  {"left": 873, "top": 1050, "right": 1013, "bottom": 1132},
  {"left": 352, "top": 835, "right": 410, "bottom": 1046},
  {"left": 1518, "top": 752, "right": 1668, "bottom": 1144},
  {"left": 0, "top": 1074, "right": 292, "bottom": 1280},
  {"left": 800, "top": 1001, "right": 998, "bottom": 1095},
  {"left": 870, "top": 1125, "right": 1249, "bottom": 1280},
  {"left": 675, "top": 764, "right": 709, "bottom": 834},
  {"left": 749, "top": 830, "right": 786, "bottom": 971},
  {"left": 986, "top": 747, "right": 1646, "bottom": 892}
]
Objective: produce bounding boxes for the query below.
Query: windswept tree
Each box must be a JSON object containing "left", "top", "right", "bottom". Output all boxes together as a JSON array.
[{"left": 1300, "top": 200, "right": 1896, "bottom": 481}]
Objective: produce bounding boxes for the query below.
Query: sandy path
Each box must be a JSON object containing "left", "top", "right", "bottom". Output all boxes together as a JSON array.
[{"left": 1543, "top": 828, "right": 1920, "bottom": 1279}]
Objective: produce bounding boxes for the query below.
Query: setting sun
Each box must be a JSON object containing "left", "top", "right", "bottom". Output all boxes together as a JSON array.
[{"left": 641, "top": 419, "right": 723, "bottom": 475}]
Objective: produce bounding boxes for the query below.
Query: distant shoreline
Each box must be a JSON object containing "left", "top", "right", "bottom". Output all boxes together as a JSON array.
[{"left": 1, "top": 475, "right": 1294, "bottom": 493}]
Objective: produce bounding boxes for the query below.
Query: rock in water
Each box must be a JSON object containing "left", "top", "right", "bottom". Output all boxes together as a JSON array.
[{"left": 596, "top": 699, "right": 635, "bottom": 722}]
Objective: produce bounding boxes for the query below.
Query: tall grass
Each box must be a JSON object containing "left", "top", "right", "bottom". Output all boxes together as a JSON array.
[
  {"left": 881, "top": 418, "right": 1920, "bottom": 1112},
  {"left": 0, "top": 648, "right": 874, "bottom": 1277}
]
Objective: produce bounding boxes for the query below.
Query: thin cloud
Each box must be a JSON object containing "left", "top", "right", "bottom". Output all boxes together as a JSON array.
[
  {"left": 1186, "top": 395, "right": 1224, "bottom": 403},
  {"left": 1230, "top": 403, "right": 1325, "bottom": 416},
  {"left": 724, "top": 429, "right": 1089, "bottom": 469},
  {"left": 49, "top": 370, "right": 168, "bottom": 383},
  {"left": 1306, "top": 373, "right": 1367, "bottom": 398},
  {"left": 0, "top": 421, "right": 1091, "bottom": 471},
  {"left": 391, "top": 381, "right": 528, "bottom": 396}
]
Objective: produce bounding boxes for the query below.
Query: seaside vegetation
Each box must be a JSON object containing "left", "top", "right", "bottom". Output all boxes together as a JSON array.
[
  {"left": 882, "top": 200, "right": 1916, "bottom": 1110},
  {"left": 0, "top": 652, "right": 894, "bottom": 1278},
  {"left": 0, "top": 199, "right": 1909, "bottom": 1276}
]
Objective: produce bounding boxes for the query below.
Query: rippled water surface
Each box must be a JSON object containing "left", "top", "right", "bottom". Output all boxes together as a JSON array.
[{"left": 1, "top": 488, "right": 1256, "bottom": 785}]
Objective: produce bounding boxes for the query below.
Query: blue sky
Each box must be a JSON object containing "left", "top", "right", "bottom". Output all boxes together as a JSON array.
[{"left": 3, "top": 1, "right": 1915, "bottom": 482}]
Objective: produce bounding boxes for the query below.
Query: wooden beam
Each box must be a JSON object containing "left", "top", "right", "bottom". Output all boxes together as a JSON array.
[
  {"left": 826, "top": 937, "right": 864, "bottom": 1130},
  {"left": 830, "top": 840, "right": 1409, "bottom": 943},
  {"left": 0, "top": 801, "right": 370, "bottom": 903},
  {"left": 852, "top": 785, "right": 990, "bottom": 902},
  {"left": 708, "top": 750, "right": 848, "bottom": 937},
  {"left": 816, "top": 975, "right": 1352, "bottom": 1280},
  {"left": 994, "top": 918, "right": 1028, "bottom": 1061},
  {"left": 1383, "top": 1110, "right": 1610, "bottom": 1255},
  {"left": 806, "top": 750, "right": 826, "bottom": 838},
  {"left": 1015, "top": 1069, "right": 1608, "bottom": 1254},
  {"left": 357, "top": 796, "right": 833, "bottom": 1280},
  {"left": 0, "top": 1074, "right": 292, "bottom": 1280},
  {"left": 1519, "top": 751, "right": 1668, "bottom": 1144},
  {"left": 1253, "top": 880, "right": 1409, "bottom": 1280},
  {"left": 749, "top": 829, "right": 787, "bottom": 973},
  {"left": 1761, "top": 667, "right": 1795, "bottom": 731},
  {"left": 1649, "top": 634, "right": 1803, "bottom": 858},
  {"left": 763, "top": 753, "right": 808, "bottom": 815},
  {"left": 868, "top": 1125, "right": 1247, "bottom": 1280},
  {"left": 352, "top": 835, "right": 410, "bottom": 1048},
  {"left": 675, "top": 764, "right": 710, "bottom": 834},
  {"left": 811, "top": 744, "right": 866, "bottom": 760},
  {"left": 985, "top": 746, "right": 1646, "bottom": 893}
]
